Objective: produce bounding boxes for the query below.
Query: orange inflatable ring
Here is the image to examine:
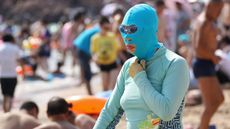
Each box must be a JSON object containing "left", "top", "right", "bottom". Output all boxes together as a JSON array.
[{"left": 66, "top": 95, "right": 107, "bottom": 115}]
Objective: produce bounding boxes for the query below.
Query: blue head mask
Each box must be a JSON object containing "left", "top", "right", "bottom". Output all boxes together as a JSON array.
[{"left": 119, "top": 4, "right": 160, "bottom": 60}]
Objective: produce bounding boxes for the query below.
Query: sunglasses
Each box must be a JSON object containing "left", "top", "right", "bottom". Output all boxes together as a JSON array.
[{"left": 119, "top": 25, "right": 138, "bottom": 34}]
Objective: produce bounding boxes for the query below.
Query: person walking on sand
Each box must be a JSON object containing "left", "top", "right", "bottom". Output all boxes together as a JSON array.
[
  {"left": 0, "top": 34, "right": 23, "bottom": 112},
  {"left": 192, "top": 0, "right": 225, "bottom": 129},
  {"left": 91, "top": 16, "right": 119, "bottom": 91}
]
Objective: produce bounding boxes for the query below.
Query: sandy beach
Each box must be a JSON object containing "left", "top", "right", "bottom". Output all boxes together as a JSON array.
[{"left": 1, "top": 70, "right": 230, "bottom": 129}]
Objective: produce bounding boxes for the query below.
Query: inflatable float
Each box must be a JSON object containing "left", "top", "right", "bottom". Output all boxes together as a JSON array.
[{"left": 66, "top": 95, "right": 107, "bottom": 115}]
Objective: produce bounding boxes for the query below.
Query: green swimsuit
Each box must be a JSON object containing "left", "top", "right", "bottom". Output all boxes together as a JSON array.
[{"left": 93, "top": 45, "right": 190, "bottom": 129}]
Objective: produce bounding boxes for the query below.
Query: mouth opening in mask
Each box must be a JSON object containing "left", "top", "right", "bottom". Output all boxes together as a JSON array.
[{"left": 126, "top": 44, "right": 136, "bottom": 53}]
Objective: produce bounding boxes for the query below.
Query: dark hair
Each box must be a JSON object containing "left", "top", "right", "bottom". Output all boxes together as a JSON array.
[
  {"left": 220, "top": 36, "right": 230, "bottom": 45},
  {"left": 41, "top": 17, "right": 49, "bottom": 26},
  {"left": 73, "top": 8, "right": 86, "bottom": 21},
  {"left": 99, "top": 16, "right": 110, "bottom": 26},
  {"left": 210, "top": 0, "right": 223, "bottom": 2},
  {"left": 2, "top": 34, "right": 15, "bottom": 42},
  {"left": 112, "top": 7, "right": 124, "bottom": 17},
  {"left": 155, "top": 0, "right": 165, "bottom": 7},
  {"left": 20, "top": 101, "right": 39, "bottom": 113},
  {"left": 47, "top": 97, "right": 72, "bottom": 116}
]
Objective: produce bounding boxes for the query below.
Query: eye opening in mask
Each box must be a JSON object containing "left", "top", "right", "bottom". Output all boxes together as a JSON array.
[{"left": 119, "top": 25, "right": 138, "bottom": 34}]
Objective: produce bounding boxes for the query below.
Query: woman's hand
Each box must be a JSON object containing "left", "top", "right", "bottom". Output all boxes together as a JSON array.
[{"left": 129, "top": 59, "right": 146, "bottom": 78}]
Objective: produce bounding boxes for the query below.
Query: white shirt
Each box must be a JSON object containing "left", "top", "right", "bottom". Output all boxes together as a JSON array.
[{"left": 0, "top": 42, "right": 22, "bottom": 78}]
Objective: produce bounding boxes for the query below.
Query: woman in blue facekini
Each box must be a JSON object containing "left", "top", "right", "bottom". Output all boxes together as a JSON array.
[{"left": 93, "top": 4, "right": 189, "bottom": 129}]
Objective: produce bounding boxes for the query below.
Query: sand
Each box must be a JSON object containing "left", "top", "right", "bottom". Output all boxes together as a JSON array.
[{"left": 1, "top": 72, "right": 230, "bottom": 129}]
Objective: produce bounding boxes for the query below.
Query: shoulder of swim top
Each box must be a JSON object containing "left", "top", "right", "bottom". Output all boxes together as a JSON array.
[
  {"left": 124, "top": 57, "right": 136, "bottom": 66},
  {"left": 165, "top": 49, "right": 187, "bottom": 63}
]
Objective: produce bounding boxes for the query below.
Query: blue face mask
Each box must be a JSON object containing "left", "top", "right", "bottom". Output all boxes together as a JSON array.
[{"left": 119, "top": 4, "right": 160, "bottom": 60}]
